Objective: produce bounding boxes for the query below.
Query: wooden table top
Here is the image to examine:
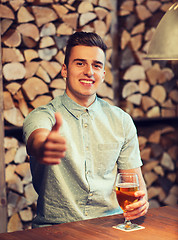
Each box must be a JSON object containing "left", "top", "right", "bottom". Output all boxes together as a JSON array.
[{"left": 0, "top": 206, "right": 177, "bottom": 240}]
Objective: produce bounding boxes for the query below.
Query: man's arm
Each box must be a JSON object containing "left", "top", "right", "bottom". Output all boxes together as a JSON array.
[
  {"left": 119, "top": 167, "right": 149, "bottom": 220},
  {"left": 26, "top": 112, "right": 67, "bottom": 165}
]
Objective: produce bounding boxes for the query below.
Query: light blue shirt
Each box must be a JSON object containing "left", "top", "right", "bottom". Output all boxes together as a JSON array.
[{"left": 23, "top": 92, "right": 142, "bottom": 228}]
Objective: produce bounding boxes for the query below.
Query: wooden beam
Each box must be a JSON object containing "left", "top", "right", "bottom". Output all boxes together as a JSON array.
[
  {"left": 0, "top": 20, "right": 7, "bottom": 233},
  {"left": 110, "top": 0, "right": 120, "bottom": 106}
]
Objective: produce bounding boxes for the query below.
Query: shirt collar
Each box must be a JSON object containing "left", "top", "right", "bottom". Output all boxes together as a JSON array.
[{"left": 61, "top": 92, "right": 98, "bottom": 119}]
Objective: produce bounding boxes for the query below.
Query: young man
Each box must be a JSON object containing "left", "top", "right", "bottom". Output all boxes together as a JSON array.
[{"left": 23, "top": 32, "right": 149, "bottom": 228}]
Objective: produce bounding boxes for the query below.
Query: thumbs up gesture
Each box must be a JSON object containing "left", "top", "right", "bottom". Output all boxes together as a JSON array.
[{"left": 38, "top": 112, "right": 67, "bottom": 164}]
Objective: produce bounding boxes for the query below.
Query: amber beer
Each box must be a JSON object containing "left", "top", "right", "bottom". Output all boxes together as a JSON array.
[{"left": 116, "top": 183, "right": 139, "bottom": 211}]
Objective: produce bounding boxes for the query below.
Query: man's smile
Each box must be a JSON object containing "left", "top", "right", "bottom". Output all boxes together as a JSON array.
[{"left": 79, "top": 79, "right": 95, "bottom": 84}]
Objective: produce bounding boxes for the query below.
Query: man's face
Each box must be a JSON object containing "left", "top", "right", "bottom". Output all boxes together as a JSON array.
[{"left": 61, "top": 45, "right": 105, "bottom": 107}]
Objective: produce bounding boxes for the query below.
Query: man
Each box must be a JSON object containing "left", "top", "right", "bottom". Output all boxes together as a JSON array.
[{"left": 23, "top": 32, "right": 149, "bottom": 228}]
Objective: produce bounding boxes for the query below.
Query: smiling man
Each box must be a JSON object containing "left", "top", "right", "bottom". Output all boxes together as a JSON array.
[{"left": 23, "top": 32, "right": 149, "bottom": 228}]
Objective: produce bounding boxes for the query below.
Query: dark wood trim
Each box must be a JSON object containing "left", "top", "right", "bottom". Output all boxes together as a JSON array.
[{"left": 134, "top": 116, "right": 178, "bottom": 126}]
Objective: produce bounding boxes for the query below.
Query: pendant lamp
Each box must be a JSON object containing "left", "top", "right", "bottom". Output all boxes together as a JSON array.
[{"left": 146, "top": 2, "right": 178, "bottom": 60}]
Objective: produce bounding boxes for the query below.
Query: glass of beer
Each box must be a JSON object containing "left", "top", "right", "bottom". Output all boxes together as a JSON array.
[{"left": 115, "top": 173, "right": 139, "bottom": 230}]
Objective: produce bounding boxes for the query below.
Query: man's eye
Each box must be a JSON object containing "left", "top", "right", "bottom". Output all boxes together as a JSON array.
[
  {"left": 94, "top": 64, "right": 102, "bottom": 69},
  {"left": 76, "top": 62, "right": 83, "bottom": 66}
]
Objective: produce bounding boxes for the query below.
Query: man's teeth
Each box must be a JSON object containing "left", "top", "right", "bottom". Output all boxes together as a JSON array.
[{"left": 80, "top": 80, "right": 93, "bottom": 84}]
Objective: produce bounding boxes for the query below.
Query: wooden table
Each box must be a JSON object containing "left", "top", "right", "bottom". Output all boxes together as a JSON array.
[{"left": 0, "top": 206, "right": 177, "bottom": 240}]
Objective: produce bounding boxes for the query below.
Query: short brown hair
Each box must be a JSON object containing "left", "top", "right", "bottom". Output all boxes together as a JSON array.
[{"left": 64, "top": 32, "right": 107, "bottom": 67}]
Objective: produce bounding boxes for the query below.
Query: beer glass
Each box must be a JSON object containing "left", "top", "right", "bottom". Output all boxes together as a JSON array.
[{"left": 115, "top": 173, "right": 139, "bottom": 230}]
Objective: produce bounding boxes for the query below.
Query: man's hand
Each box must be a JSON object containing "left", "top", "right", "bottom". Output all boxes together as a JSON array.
[
  {"left": 123, "top": 190, "right": 149, "bottom": 220},
  {"left": 119, "top": 168, "right": 149, "bottom": 220},
  {"left": 27, "top": 112, "right": 67, "bottom": 165}
]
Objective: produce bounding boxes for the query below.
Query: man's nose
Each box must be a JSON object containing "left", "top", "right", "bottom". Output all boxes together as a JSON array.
[{"left": 84, "top": 64, "right": 94, "bottom": 76}]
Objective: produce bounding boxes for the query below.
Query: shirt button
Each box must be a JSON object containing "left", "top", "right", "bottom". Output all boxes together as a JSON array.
[
  {"left": 84, "top": 123, "right": 88, "bottom": 128},
  {"left": 89, "top": 193, "right": 93, "bottom": 196}
]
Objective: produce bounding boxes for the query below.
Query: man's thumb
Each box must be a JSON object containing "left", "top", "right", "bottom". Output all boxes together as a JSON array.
[{"left": 52, "top": 112, "right": 62, "bottom": 132}]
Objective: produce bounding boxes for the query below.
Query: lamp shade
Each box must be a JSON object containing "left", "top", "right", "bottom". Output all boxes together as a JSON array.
[{"left": 146, "top": 2, "right": 178, "bottom": 60}]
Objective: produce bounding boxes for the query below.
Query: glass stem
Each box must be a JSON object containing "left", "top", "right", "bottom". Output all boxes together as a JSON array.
[{"left": 124, "top": 219, "right": 132, "bottom": 229}]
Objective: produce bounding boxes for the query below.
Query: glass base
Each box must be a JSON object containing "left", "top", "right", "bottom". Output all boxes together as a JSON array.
[{"left": 113, "top": 223, "right": 145, "bottom": 232}]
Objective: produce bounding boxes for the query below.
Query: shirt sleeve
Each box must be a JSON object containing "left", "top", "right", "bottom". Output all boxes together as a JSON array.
[
  {"left": 23, "top": 106, "right": 55, "bottom": 144},
  {"left": 117, "top": 113, "right": 142, "bottom": 170}
]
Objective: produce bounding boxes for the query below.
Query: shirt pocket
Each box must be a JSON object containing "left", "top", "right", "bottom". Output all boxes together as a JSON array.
[{"left": 96, "top": 142, "right": 122, "bottom": 176}]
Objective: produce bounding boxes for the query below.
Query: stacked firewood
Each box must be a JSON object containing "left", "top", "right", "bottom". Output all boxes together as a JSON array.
[
  {"left": 1, "top": 0, "right": 115, "bottom": 232},
  {"left": 1, "top": 0, "right": 178, "bottom": 124},
  {"left": 1, "top": 0, "right": 115, "bottom": 128},
  {"left": 138, "top": 125, "right": 178, "bottom": 208},
  {"left": 4, "top": 136, "right": 37, "bottom": 232},
  {"left": 117, "top": 0, "right": 178, "bottom": 118},
  {"left": 117, "top": 0, "right": 178, "bottom": 210}
]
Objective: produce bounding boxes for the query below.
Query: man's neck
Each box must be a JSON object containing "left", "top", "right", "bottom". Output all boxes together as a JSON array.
[{"left": 65, "top": 91, "right": 96, "bottom": 108}]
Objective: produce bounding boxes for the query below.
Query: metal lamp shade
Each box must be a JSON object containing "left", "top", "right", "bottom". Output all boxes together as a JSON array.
[{"left": 146, "top": 2, "right": 178, "bottom": 60}]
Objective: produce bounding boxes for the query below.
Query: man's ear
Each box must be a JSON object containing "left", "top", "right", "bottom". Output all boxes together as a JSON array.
[
  {"left": 61, "top": 64, "right": 67, "bottom": 78},
  {"left": 102, "top": 69, "right": 106, "bottom": 82}
]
